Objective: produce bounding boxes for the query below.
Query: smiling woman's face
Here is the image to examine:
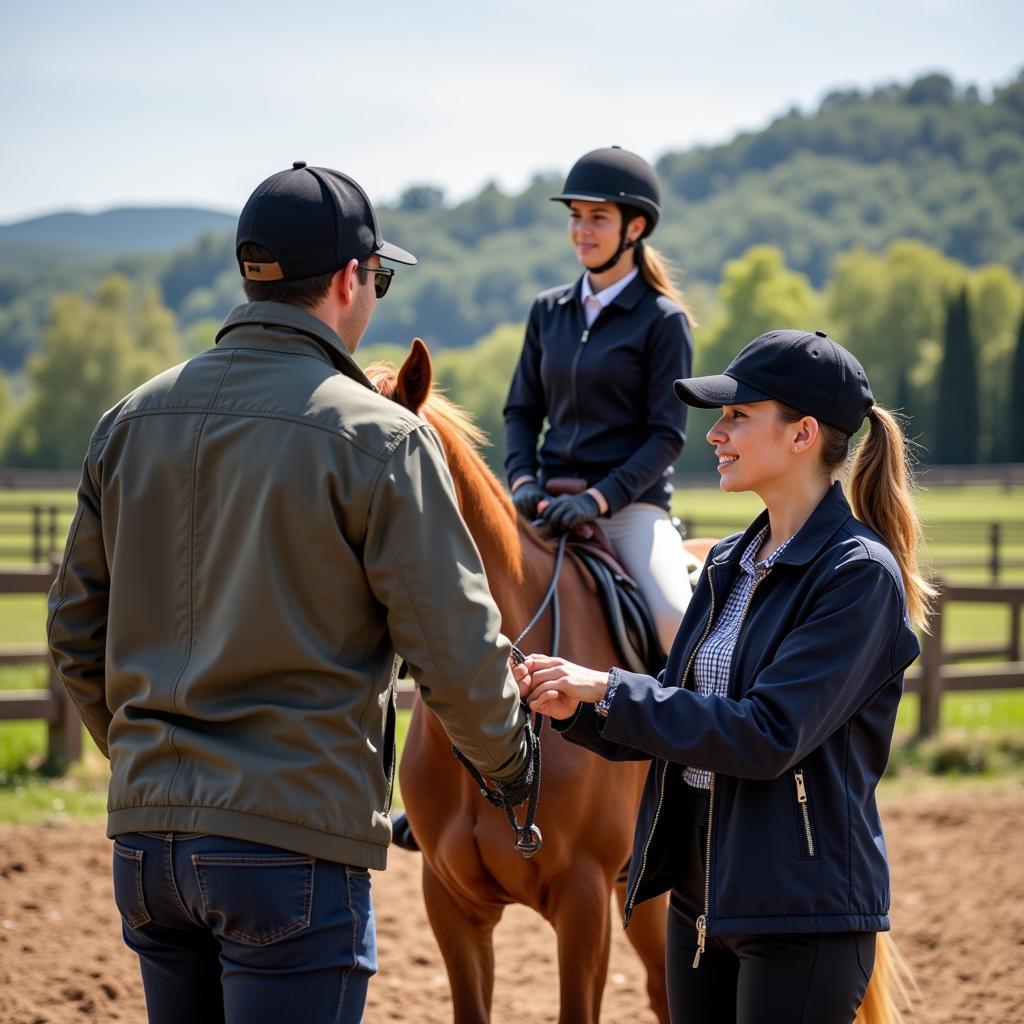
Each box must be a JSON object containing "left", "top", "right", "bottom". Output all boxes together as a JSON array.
[
  {"left": 706, "top": 400, "right": 809, "bottom": 494},
  {"left": 567, "top": 200, "right": 623, "bottom": 269}
]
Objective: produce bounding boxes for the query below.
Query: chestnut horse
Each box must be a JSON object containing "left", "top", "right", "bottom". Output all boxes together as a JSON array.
[{"left": 370, "top": 340, "right": 908, "bottom": 1024}]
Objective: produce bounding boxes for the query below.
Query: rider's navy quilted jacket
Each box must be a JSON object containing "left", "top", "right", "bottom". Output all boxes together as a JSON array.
[{"left": 555, "top": 482, "right": 921, "bottom": 936}]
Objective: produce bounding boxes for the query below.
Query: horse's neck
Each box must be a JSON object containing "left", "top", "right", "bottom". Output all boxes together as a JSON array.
[{"left": 472, "top": 515, "right": 560, "bottom": 647}]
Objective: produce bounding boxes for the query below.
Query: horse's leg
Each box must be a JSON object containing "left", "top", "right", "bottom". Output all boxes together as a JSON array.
[
  {"left": 615, "top": 879, "right": 670, "bottom": 1024},
  {"left": 421, "top": 860, "right": 502, "bottom": 1024},
  {"left": 549, "top": 864, "right": 613, "bottom": 1024}
]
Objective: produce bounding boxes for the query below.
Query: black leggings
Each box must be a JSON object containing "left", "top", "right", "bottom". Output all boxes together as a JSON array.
[{"left": 667, "top": 784, "right": 876, "bottom": 1024}]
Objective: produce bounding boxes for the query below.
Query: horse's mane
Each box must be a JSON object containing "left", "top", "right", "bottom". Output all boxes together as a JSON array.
[{"left": 365, "top": 362, "right": 525, "bottom": 583}]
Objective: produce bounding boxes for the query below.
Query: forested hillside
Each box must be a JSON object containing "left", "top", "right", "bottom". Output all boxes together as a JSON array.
[{"left": 1, "top": 70, "right": 1022, "bottom": 470}]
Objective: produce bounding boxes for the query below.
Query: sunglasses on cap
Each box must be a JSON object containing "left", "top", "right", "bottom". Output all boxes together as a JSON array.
[{"left": 358, "top": 264, "right": 394, "bottom": 299}]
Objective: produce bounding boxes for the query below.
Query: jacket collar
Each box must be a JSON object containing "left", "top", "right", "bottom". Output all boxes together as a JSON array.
[
  {"left": 556, "top": 270, "right": 649, "bottom": 312},
  {"left": 215, "top": 302, "right": 375, "bottom": 390},
  {"left": 712, "top": 481, "right": 854, "bottom": 569}
]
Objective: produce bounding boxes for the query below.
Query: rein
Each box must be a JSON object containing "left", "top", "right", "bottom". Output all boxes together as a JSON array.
[{"left": 450, "top": 533, "right": 569, "bottom": 859}]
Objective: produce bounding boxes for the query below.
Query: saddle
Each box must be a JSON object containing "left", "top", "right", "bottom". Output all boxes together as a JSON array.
[{"left": 543, "top": 478, "right": 667, "bottom": 677}]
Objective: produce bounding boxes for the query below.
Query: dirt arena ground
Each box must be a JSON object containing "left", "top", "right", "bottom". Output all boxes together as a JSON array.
[{"left": 1, "top": 787, "right": 1021, "bottom": 1024}]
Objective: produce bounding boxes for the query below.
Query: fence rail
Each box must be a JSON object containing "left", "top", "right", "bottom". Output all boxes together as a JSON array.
[
  {"left": 3, "top": 572, "right": 1022, "bottom": 768},
  {"left": 907, "top": 582, "right": 1024, "bottom": 738}
]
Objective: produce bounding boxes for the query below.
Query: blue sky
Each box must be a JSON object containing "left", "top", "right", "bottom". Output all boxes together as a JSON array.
[{"left": 1, "top": 0, "right": 1021, "bottom": 223}]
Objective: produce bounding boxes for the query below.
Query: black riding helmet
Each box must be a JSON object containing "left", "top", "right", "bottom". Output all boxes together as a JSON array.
[{"left": 551, "top": 146, "right": 661, "bottom": 273}]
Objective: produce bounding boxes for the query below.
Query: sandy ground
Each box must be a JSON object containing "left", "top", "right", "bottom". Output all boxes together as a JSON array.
[{"left": 0, "top": 787, "right": 1021, "bottom": 1024}]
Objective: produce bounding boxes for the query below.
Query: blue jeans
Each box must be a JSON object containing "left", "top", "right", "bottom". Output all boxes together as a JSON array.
[{"left": 111, "top": 832, "right": 377, "bottom": 1024}]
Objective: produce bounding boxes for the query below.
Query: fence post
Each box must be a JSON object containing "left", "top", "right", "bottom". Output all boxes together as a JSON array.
[
  {"left": 916, "top": 583, "right": 945, "bottom": 740},
  {"left": 40, "top": 556, "right": 81, "bottom": 775},
  {"left": 1010, "top": 597, "right": 1022, "bottom": 664},
  {"left": 31, "top": 505, "right": 42, "bottom": 564},
  {"left": 989, "top": 522, "right": 1001, "bottom": 583},
  {"left": 48, "top": 505, "right": 58, "bottom": 559}
]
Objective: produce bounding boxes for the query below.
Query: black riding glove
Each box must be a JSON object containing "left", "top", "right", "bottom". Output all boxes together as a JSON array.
[
  {"left": 511, "top": 481, "right": 547, "bottom": 521},
  {"left": 495, "top": 724, "right": 538, "bottom": 807},
  {"left": 541, "top": 492, "right": 601, "bottom": 533}
]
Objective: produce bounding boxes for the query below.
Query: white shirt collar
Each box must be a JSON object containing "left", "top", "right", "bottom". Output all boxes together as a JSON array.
[{"left": 581, "top": 266, "right": 638, "bottom": 308}]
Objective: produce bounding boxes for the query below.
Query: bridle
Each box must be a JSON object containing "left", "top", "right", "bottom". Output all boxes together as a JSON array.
[{"left": 450, "top": 533, "right": 569, "bottom": 858}]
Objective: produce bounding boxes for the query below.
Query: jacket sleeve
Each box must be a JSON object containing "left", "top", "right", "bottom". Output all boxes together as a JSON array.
[
  {"left": 362, "top": 423, "right": 529, "bottom": 781},
  {"left": 551, "top": 691, "right": 653, "bottom": 762},
  {"left": 503, "top": 300, "right": 546, "bottom": 487},
  {"left": 46, "top": 447, "right": 112, "bottom": 758},
  {"left": 599, "top": 561, "right": 918, "bottom": 779},
  {"left": 592, "top": 307, "right": 692, "bottom": 514}
]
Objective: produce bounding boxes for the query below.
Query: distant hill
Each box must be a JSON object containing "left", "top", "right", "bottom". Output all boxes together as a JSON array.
[
  {"left": 0, "top": 206, "right": 237, "bottom": 253},
  {"left": 0, "top": 69, "right": 1021, "bottom": 369}
]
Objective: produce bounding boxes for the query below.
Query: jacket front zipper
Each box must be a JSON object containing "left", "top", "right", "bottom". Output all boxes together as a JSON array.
[
  {"left": 794, "top": 769, "right": 816, "bottom": 858},
  {"left": 564, "top": 326, "right": 590, "bottom": 462},
  {"left": 626, "top": 563, "right": 717, "bottom": 924},
  {"left": 693, "top": 564, "right": 771, "bottom": 968}
]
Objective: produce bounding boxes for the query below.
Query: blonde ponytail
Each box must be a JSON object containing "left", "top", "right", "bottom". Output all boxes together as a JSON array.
[
  {"left": 848, "top": 406, "right": 936, "bottom": 631},
  {"left": 636, "top": 242, "right": 697, "bottom": 325}
]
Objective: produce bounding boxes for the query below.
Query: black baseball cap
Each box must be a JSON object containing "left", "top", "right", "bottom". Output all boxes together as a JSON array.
[
  {"left": 673, "top": 329, "right": 875, "bottom": 436},
  {"left": 236, "top": 161, "right": 416, "bottom": 282}
]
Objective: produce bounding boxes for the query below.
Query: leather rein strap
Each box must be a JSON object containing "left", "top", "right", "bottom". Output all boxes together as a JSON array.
[{"left": 450, "top": 533, "right": 569, "bottom": 859}]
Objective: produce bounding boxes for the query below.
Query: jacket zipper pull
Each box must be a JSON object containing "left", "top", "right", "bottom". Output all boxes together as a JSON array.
[
  {"left": 580, "top": 328, "right": 590, "bottom": 344},
  {"left": 794, "top": 769, "right": 807, "bottom": 804},
  {"left": 692, "top": 914, "right": 707, "bottom": 968}
]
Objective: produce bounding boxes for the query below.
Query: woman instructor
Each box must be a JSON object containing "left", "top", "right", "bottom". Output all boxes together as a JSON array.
[
  {"left": 504, "top": 146, "right": 696, "bottom": 652},
  {"left": 515, "top": 329, "right": 928, "bottom": 1023}
]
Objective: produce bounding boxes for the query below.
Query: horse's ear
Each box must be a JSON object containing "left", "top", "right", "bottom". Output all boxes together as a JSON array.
[{"left": 394, "top": 337, "right": 433, "bottom": 414}]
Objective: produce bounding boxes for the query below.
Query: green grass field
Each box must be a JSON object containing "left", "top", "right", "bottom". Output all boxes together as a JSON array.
[{"left": 2, "top": 481, "right": 1023, "bottom": 824}]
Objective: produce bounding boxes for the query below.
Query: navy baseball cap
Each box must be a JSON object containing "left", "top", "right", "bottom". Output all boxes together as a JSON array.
[
  {"left": 674, "top": 330, "right": 875, "bottom": 436},
  {"left": 236, "top": 161, "right": 416, "bottom": 282}
]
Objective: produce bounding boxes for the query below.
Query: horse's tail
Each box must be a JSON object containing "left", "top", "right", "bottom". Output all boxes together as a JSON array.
[{"left": 856, "top": 932, "right": 916, "bottom": 1024}]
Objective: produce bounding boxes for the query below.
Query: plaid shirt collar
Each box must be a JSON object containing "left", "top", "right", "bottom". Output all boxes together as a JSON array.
[{"left": 739, "top": 525, "right": 793, "bottom": 577}]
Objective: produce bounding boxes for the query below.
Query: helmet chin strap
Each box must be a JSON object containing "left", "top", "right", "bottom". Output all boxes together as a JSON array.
[
  {"left": 585, "top": 211, "right": 638, "bottom": 276},
  {"left": 589, "top": 226, "right": 638, "bottom": 275}
]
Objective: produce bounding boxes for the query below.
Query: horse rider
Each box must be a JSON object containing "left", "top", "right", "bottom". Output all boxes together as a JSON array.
[
  {"left": 517, "top": 330, "right": 927, "bottom": 1023},
  {"left": 47, "top": 162, "right": 536, "bottom": 1024},
  {"left": 504, "top": 145, "right": 697, "bottom": 654}
]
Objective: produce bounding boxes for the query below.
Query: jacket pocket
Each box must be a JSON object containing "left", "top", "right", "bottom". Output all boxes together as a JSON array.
[
  {"left": 792, "top": 768, "right": 817, "bottom": 860},
  {"left": 112, "top": 841, "right": 151, "bottom": 929},
  {"left": 191, "top": 852, "right": 314, "bottom": 946}
]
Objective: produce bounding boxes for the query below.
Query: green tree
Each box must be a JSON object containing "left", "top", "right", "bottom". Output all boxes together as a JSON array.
[
  {"left": 826, "top": 241, "right": 964, "bottom": 448},
  {"left": 1010, "top": 310, "right": 1024, "bottom": 462},
  {"left": 968, "top": 265, "right": 1022, "bottom": 460},
  {"left": 6, "top": 275, "right": 182, "bottom": 468},
  {"left": 697, "top": 245, "right": 820, "bottom": 374},
  {"left": 676, "top": 246, "right": 818, "bottom": 472},
  {"left": 434, "top": 324, "right": 523, "bottom": 475},
  {"left": 0, "top": 373, "right": 12, "bottom": 453},
  {"left": 933, "top": 287, "right": 979, "bottom": 464}
]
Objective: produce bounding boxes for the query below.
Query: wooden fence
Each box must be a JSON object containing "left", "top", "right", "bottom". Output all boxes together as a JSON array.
[
  {"left": 0, "top": 504, "right": 70, "bottom": 564},
  {"left": 0, "top": 564, "right": 81, "bottom": 772},
  {"left": 2, "top": 568, "right": 1020, "bottom": 769},
  {"left": 906, "top": 582, "right": 1024, "bottom": 738}
]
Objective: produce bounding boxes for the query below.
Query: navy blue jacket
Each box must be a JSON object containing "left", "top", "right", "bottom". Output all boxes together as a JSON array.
[
  {"left": 555, "top": 483, "right": 921, "bottom": 935},
  {"left": 503, "top": 273, "right": 693, "bottom": 513}
]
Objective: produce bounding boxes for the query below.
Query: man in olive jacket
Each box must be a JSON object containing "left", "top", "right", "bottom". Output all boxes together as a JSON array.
[{"left": 47, "top": 162, "right": 533, "bottom": 1024}]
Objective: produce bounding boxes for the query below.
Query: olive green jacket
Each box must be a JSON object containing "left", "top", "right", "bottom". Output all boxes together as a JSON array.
[{"left": 47, "top": 302, "right": 528, "bottom": 869}]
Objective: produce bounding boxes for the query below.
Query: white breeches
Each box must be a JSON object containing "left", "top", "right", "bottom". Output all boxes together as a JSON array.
[{"left": 601, "top": 502, "right": 693, "bottom": 655}]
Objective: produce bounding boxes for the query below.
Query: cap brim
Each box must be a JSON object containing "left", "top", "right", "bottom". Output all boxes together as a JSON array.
[
  {"left": 377, "top": 239, "right": 417, "bottom": 265},
  {"left": 673, "top": 374, "right": 774, "bottom": 408}
]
